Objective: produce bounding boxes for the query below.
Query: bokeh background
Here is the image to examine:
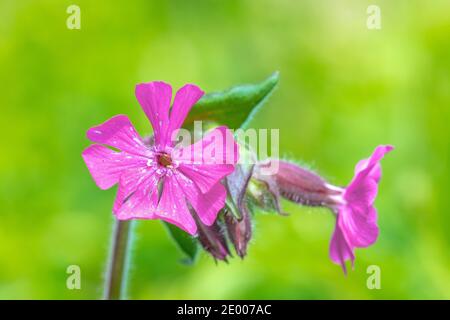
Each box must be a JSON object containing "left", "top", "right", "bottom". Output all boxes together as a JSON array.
[{"left": 1, "top": 0, "right": 449, "bottom": 299}]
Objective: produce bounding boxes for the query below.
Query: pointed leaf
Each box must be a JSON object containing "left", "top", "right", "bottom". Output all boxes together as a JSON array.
[
  {"left": 184, "top": 72, "right": 279, "bottom": 130},
  {"left": 163, "top": 221, "right": 199, "bottom": 265}
]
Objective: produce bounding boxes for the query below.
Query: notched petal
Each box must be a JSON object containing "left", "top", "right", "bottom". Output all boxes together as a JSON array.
[
  {"left": 82, "top": 144, "right": 148, "bottom": 190},
  {"left": 86, "top": 115, "right": 150, "bottom": 156}
]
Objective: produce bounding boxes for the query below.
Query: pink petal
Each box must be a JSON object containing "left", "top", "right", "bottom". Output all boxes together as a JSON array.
[
  {"left": 135, "top": 81, "right": 172, "bottom": 148},
  {"left": 113, "top": 167, "right": 160, "bottom": 220},
  {"left": 345, "top": 144, "right": 393, "bottom": 208},
  {"left": 345, "top": 175, "right": 379, "bottom": 208},
  {"left": 86, "top": 115, "right": 151, "bottom": 156},
  {"left": 174, "top": 126, "right": 239, "bottom": 193},
  {"left": 354, "top": 160, "right": 382, "bottom": 183},
  {"left": 155, "top": 174, "right": 197, "bottom": 235},
  {"left": 338, "top": 205, "right": 379, "bottom": 248},
  {"left": 165, "top": 84, "right": 204, "bottom": 146},
  {"left": 174, "top": 171, "right": 226, "bottom": 226},
  {"left": 330, "top": 145, "right": 392, "bottom": 273},
  {"left": 82, "top": 144, "right": 148, "bottom": 190},
  {"left": 177, "top": 164, "right": 235, "bottom": 195},
  {"left": 354, "top": 145, "right": 394, "bottom": 181},
  {"left": 329, "top": 217, "right": 355, "bottom": 274}
]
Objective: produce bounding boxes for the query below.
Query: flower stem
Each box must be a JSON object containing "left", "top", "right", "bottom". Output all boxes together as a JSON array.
[{"left": 104, "top": 219, "right": 133, "bottom": 300}]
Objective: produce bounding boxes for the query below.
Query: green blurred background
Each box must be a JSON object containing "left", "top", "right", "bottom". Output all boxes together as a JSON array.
[{"left": 1, "top": 0, "right": 449, "bottom": 299}]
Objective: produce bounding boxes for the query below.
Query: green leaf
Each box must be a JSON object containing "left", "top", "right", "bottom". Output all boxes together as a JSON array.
[
  {"left": 163, "top": 222, "right": 198, "bottom": 265},
  {"left": 184, "top": 72, "right": 279, "bottom": 130}
]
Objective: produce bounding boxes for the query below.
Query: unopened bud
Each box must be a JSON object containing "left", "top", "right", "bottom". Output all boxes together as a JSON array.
[
  {"left": 225, "top": 210, "right": 252, "bottom": 258},
  {"left": 195, "top": 217, "right": 231, "bottom": 262},
  {"left": 246, "top": 176, "right": 284, "bottom": 215}
]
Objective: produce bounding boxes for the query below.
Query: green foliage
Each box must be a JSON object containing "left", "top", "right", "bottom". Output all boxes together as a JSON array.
[
  {"left": 162, "top": 222, "right": 198, "bottom": 265},
  {"left": 184, "top": 72, "right": 279, "bottom": 130}
]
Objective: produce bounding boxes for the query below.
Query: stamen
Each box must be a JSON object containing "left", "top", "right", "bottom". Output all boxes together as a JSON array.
[{"left": 157, "top": 152, "right": 173, "bottom": 168}]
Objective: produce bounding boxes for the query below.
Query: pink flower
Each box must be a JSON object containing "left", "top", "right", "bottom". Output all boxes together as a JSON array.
[
  {"left": 259, "top": 145, "right": 393, "bottom": 273},
  {"left": 82, "top": 82, "right": 239, "bottom": 235},
  {"left": 329, "top": 145, "right": 394, "bottom": 273}
]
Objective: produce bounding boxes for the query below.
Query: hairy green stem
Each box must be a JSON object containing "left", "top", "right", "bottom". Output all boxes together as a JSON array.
[{"left": 103, "top": 219, "right": 133, "bottom": 300}]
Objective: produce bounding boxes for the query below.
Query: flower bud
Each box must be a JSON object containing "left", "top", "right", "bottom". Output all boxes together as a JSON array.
[
  {"left": 195, "top": 217, "right": 231, "bottom": 262},
  {"left": 224, "top": 210, "right": 252, "bottom": 258},
  {"left": 246, "top": 175, "right": 284, "bottom": 215}
]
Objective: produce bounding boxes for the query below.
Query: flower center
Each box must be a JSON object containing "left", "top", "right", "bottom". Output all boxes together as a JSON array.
[{"left": 156, "top": 152, "right": 173, "bottom": 168}]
